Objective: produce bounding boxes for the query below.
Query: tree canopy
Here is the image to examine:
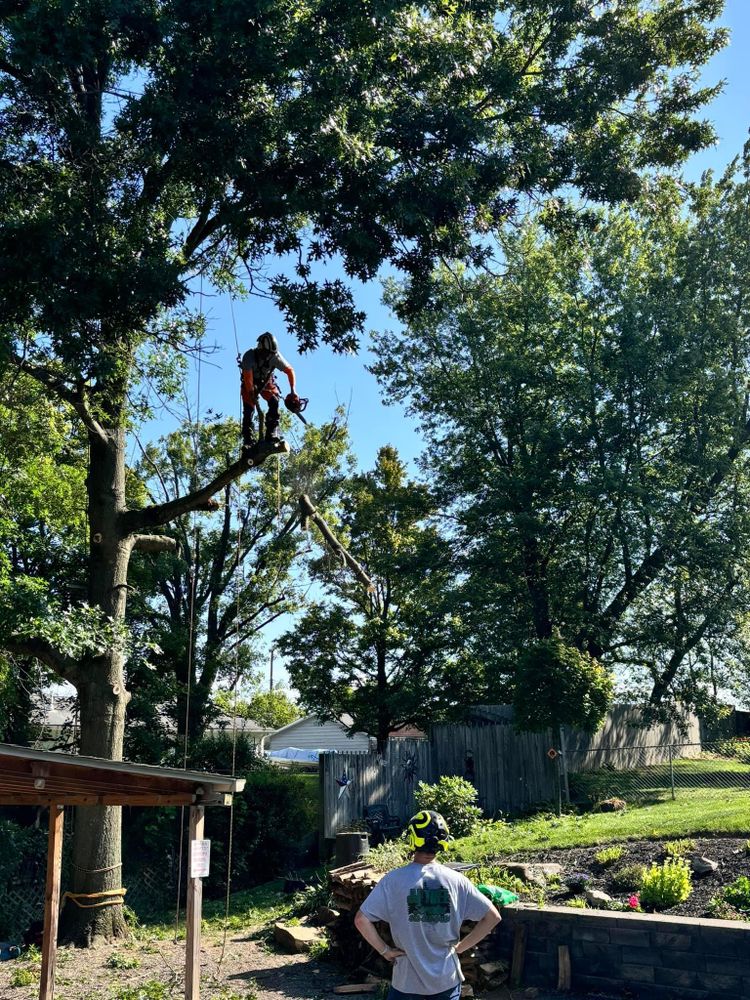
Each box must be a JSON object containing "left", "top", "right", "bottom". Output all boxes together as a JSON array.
[
  {"left": 372, "top": 152, "right": 750, "bottom": 718},
  {"left": 278, "top": 446, "right": 485, "bottom": 747},
  {"left": 0, "top": 0, "right": 730, "bottom": 942}
]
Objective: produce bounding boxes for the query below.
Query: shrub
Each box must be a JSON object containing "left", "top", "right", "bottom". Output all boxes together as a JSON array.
[
  {"left": 292, "top": 875, "right": 333, "bottom": 917},
  {"left": 707, "top": 895, "right": 744, "bottom": 921},
  {"left": 595, "top": 846, "right": 624, "bottom": 866},
  {"left": 722, "top": 876, "right": 750, "bottom": 913},
  {"left": 414, "top": 776, "right": 483, "bottom": 839},
  {"left": 565, "top": 897, "right": 588, "bottom": 908},
  {"left": 639, "top": 859, "right": 692, "bottom": 911},
  {"left": 565, "top": 871, "right": 593, "bottom": 893},
  {"left": 368, "top": 838, "right": 411, "bottom": 873},
  {"left": 308, "top": 935, "right": 331, "bottom": 960},
  {"left": 466, "top": 865, "right": 526, "bottom": 897},
  {"left": 610, "top": 864, "right": 646, "bottom": 892},
  {"left": 513, "top": 635, "right": 613, "bottom": 733},
  {"left": 664, "top": 838, "right": 695, "bottom": 858},
  {"left": 714, "top": 737, "right": 750, "bottom": 764}
]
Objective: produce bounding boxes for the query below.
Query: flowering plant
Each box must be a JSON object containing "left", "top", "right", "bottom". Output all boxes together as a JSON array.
[{"left": 627, "top": 894, "right": 641, "bottom": 911}]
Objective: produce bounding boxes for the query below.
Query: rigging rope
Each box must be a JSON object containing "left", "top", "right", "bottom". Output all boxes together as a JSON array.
[
  {"left": 218, "top": 479, "right": 244, "bottom": 968},
  {"left": 174, "top": 277, "right": 204, "bottom": 941}
]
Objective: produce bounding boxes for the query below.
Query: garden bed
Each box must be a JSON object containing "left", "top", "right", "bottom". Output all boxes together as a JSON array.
[{"left": 486, "top": 835, "right": 750, "bottom": 919}]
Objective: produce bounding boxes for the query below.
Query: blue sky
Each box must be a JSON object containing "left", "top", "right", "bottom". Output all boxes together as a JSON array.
[{"left": 137, "top": 1, "right": 750, "bottom": 694}]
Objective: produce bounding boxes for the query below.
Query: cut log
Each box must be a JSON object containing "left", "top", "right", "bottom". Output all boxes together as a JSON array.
[
  {"left": 480, "top": 961, "right": 509, "bottom": 978},
  {"left": 274, "top": 922, "right": 325, "bottom": 953}
]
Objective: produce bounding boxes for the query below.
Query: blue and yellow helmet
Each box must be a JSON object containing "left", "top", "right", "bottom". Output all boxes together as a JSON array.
[{"left": 407, "top": 810, "right": 451, "bottom": 853}]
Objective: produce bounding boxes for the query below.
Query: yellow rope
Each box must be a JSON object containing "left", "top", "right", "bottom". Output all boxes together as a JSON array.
[{"left": 62, "top": 889, "right": 127, "bottom": 909}]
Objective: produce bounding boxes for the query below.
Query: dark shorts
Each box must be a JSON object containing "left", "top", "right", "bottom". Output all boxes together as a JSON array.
[{"left": 387, "top": 984, "right": 462, "bottom": 1000}]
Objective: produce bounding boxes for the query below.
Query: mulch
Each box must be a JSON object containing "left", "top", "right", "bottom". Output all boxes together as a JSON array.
[{"left": 493, "top": 836, "right": 749, "bottom": 917}]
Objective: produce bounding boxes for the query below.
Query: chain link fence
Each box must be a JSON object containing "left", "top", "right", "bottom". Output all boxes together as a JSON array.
[
  {"left": 562, "top": 737, "right": 750, "bottom": 806},
  {"left": 2, "top": 864, "right": 179, "bottom": 940}
]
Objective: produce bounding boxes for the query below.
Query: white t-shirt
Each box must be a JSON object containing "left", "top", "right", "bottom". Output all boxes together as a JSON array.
[{"left": 359, "top": 862, "right": 493, "bottom": 995}]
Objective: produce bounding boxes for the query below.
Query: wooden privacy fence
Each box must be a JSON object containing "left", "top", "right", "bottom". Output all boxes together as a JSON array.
[
  {"left": 321, "top": 725, "right": 559, "bottom": 838},
  {"left": 431, "top": 722, "right": 559, "bottom": 815},
  {"left": 321, "top": 739, "right": 433, "bottom": 840},
  {"left": 320, "top": 707, "right": 701, "bottom": 840}
]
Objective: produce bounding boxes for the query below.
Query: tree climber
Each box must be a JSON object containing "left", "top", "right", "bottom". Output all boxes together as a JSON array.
[{"left": 239, "top": 332, "right": 302, "bottom": 455}]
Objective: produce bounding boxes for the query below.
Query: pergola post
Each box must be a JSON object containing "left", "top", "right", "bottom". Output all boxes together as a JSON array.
[
  {"left": 185, "top": 804, "right": 205, "bottom": 1000},
  {"left": 39, "top": 805, "right": 64, "bottom": 1000}
]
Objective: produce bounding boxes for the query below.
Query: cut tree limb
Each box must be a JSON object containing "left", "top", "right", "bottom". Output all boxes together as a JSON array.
[
  {"left": 131, "top": 534, "right": 179, "bottom": 554},
  {"left": 299, "top": 494, "right": 374, "bottom": 591}
]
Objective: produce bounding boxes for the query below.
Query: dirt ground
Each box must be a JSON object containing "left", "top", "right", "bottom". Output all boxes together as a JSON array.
[
  {"left": 0, "top": 931, "right": 614, "bottom": 1000},
  {"left": 0, "top": 927, "right": 342, "bottom": 1000}
]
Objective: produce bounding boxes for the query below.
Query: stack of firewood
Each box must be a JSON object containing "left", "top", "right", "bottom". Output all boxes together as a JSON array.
[
  {"left": 330, "top": 861, "right": 386, "bottom": 911},
  {"left": 327, "top": 863, "right": 509, "bottom": 992}
]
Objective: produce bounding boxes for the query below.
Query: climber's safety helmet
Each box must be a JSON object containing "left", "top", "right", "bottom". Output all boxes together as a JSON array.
[
  {"left": 406, "top": 809, "right": 451, "bottom": 853},
  {"left": 257, "top": 331, "right": 278, "bottom": 353}
]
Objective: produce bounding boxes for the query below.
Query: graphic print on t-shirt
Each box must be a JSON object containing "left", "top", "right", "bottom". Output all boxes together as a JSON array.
[{"left": 407, "top": 881, "right": 451, "bottom": 923}]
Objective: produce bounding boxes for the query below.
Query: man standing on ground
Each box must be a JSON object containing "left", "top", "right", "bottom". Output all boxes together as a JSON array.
[{"left": 354, "top": 810, "right": 501, "bottom": 1000}]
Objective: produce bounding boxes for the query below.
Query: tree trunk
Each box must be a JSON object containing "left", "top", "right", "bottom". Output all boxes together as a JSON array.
[
  {"left": 376, "top": 643, "right": 389, "bottom": 754},
  {"left": 60, "top": 428, "right": 131, "bottom": 944}
]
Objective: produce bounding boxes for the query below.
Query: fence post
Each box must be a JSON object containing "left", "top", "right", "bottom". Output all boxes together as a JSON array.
[
  {"left": 558, "top": 727, "right": 570, "bottom": 807},
  {"left": 669, "top": 743, "right": 675, "bottom": 800}
]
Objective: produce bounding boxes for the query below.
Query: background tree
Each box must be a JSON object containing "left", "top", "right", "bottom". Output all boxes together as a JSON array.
[
  {"left": 0, "top": 0, "right": 726, "bottom": 941},
  {"left": 214, "top": 685, "right": 302, "bottom": 731},
  {"left": 278, "top": 446, "right": 484, "bottom": 749},
  {"left": 126, "top": 413, "right": 350, "bottom": 762},
  {"left": 0, "top": 372, "right": 87, "bottom": 743},
  {"left": 373, "top": 155, "right": 750, "bottom": 720}
]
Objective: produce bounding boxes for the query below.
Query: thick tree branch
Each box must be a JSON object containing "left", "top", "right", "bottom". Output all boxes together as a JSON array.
[
  {"left": 3, "top": 638, "right": 80, "bottom": 686},
  {"left": 9, "top": 352, "right": 108, "bottom": 443},
  {"left": 123, "top": 450, "right": 281, "bottom": 533},
  {"left": 131, "top": 534, "right": 179, "bottom": 554},
  {"left": 299, "top": 494, "right": 374, "bottom": 591}
]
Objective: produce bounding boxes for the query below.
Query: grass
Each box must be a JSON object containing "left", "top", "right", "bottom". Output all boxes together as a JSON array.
[
  {"left": 132, "top": 877, "right": 303, "bottom": 942},
  {"left": 449, "top": 759, "right": 750, "bottom": 859}
]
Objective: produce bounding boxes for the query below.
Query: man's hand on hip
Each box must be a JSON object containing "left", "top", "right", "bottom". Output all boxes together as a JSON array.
[{"left": 382, "top": 947, "right": 406, "bottom": 962}]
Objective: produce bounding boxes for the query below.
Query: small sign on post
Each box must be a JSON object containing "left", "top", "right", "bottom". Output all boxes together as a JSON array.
[{"left": 190, "top": 839, "right": 211, "bottom": 879}]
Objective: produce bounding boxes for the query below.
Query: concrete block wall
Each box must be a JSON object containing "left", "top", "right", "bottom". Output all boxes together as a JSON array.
[{"left": 492, "top": 905, "right": 750, "bottom": 1000}]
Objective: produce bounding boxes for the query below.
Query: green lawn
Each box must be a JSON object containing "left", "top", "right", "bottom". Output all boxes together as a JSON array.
[{"left": 449, "top": 757, "right": 750, "bottom": 858}]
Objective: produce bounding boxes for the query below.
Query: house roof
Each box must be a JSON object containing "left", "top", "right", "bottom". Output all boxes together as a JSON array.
[
  {"left": 0, "top": 743, "right": 245, "bottom": 808},
  {"left": 268, "top": 713, "right": 360, "bottom": 740},
  {"left": 36, "top": 702, "right": 272, "bottom": 735}
]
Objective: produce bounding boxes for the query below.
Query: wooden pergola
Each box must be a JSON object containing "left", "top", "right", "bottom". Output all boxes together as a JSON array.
[{"left": 0, "top": 743, "right": 245, "bottom": 1000}]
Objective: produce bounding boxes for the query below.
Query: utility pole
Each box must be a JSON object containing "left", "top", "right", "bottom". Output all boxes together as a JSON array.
[{"left": 269, "top": 645, "right": 274, "bottom": 692}]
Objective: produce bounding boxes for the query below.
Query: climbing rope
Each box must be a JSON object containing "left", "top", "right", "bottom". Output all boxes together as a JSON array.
[
  {"left": 218, "top": 480, "right": 244, "bottom": 968},
  {"left": 63, "top": 889, "right": 127, "bottom": 910},
  {"left": 174, "top": 279, "right": 205, "bottom": 942}
]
